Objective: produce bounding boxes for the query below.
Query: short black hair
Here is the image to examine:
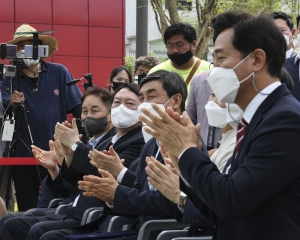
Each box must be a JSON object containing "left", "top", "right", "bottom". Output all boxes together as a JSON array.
[
  {"left": 134, "top": 56, "right": 160, "bottom": 74},
  {"left": 163, "top": 22, "right": 196, "bottom": 44},
  {"left": 272, "top": 12, "right": 294, "bottom": 30},
  {"left": 280, "top": 68, "right": 295, "bottom": 95},
  {"left": 139, "top": 70, "right": 187, "bottom": 112},
  {"left": 81, "top": 87, "right": 113, "bottom": 112},
  {"left": 296, "top": 15, "right": 300, "bottom": 29},
  {"left": 212, "top": 11, "right": 286, "bottom": 78},
  {"left": 112, "top": 82, "right": 140, "bottom": 99},
  {"left": 212, "top": 11, "right": 253, "bottom": 43}
]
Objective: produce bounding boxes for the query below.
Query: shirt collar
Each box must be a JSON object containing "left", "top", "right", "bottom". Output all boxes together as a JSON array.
[
  {"left": 243, "top": 82, "right": 281, "bottom": 124},
  {"left": 294, "top": 52, "right": 300, "bottom": 64},
  {"left": 88, "top": 132, "right": 107, "bottom": 149},
  {"left": 286, "top": 48, "right": 293, "bottom": 59}
]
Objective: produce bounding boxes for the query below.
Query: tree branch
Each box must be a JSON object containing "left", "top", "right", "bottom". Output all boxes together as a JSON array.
[
  {"left": 195, "top": 0, "right": 202, "bottom": 27},
  {"left": 149, "top": 0, "right": 161, "bottom": 33},
  {"left": 166, "top": 0, "right": 180, "bottom": 23},
  {"left": 151, "top": 0, "right": 170, "bottom": 36}
]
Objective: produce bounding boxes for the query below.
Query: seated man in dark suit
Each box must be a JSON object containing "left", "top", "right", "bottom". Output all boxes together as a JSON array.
[
  {"left": 142, "top": 11, "right": 300, "bottom": 240},
  {"left": 0, "top": 87, "right": 114, "bottom": 225},
  {"left": 78, "top": 70, "right": 189, "bottom": 240},
  {"left": 0, "top": 85, "right": 144, "bottom": 240}
]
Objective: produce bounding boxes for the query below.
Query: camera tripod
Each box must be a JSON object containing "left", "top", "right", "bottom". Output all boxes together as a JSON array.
[{"left": 0, "top": 62, "right": 42, "bottom": 209}]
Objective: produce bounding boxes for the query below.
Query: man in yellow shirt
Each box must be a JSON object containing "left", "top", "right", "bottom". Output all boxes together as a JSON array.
[{"left": 148, "top": 22, "right": 210, "bottom": 93}]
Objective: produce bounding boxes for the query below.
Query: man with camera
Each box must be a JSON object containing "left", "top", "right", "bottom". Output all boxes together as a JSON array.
[{"left": 0, "top": 23, "right": 82, "bottom": 211}]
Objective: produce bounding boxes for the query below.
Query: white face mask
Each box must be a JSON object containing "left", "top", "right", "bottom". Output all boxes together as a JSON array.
[
  {"left": 205, "top": 101, "right": 227, "bottom": 128},
  {"left": 17, "top": 50, "right": 40, "bottom": 66},
  {"left": 283, "top": 33, "right": 292, "bottom": 46},
  {"left": 225, "top": 103, "right": 244, "bottom": 128},
  {"left": 207, "top": 53, "right": 253, "bottom": 103},
  {"left": 138, "top": 102, "right": 164, "bottom": 143},
  {"left": 138, "top": 96, "right": 174, "bottom": 142},
  {"left": 111, "top": 104, "right": 139, "bottom": 128}
]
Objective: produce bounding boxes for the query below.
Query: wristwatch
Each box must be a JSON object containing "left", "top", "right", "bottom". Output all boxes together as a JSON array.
[
  {"left": 71, "top": 141, "right": 81, "bottom": 152},
  {"left": 178, "top": 191, "right": 187, "bottom": 208}
]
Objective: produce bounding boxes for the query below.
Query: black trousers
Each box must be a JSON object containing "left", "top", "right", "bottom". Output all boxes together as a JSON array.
[
  {"left": 11, "top": 165, "right": 48, "bottom": 211},
  {"left": 0, "top": 215, "right": 80, "bottom": 240}
]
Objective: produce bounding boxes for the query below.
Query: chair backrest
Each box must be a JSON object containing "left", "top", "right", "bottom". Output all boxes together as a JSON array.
[
  {"left": 107, "top": 216, "right": 137, "bottom": 232},
  {"left": 137, "top": 219, "right": 189, "bottom": 240},
  {"left": 172, "top": 237, "right": 213, "bottom": 240},
  {"left": 80, "top": 207, "right": 103, "bottom": 225},
  {"left": 157, "top": 230, "right": 188, "bottom": 240},
  {"left": 86, "top": 209, "right": 103, "bottom": 224}
]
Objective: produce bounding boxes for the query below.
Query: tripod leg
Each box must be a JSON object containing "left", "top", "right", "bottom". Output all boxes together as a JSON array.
[{"left": 5, "top": 166, "right": 12, "bottom": 210}]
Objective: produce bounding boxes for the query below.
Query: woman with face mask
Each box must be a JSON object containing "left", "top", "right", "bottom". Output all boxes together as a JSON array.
[
  {"left": 205, "top": 93, "right": 243, "bottom": 172},
  {"left": 107, "top": 66, "right": 133, "bottom": 93}
]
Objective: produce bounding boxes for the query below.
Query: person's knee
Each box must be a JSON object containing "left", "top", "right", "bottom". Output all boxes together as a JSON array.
[
  {"left": 0, "top": 213, "right": 16, "bottom": 227},
  {"left": 0, "top": 217, "right": 18, "bottom": 236},
  {"left": 28, "top": 221, "right": 50, "bottom": 239},
  {"left": 39, "top": 230, "right": 62, "bottom": 240}
]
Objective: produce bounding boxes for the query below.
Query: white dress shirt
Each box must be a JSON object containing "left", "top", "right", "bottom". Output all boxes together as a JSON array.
[{"left": 210, "top": 128, "right": 237, "bottom": 173}]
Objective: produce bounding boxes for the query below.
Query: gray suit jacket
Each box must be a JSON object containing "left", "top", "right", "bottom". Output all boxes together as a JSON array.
[{"left": 186, "top": 70, "right": 222, "bottom": 147}]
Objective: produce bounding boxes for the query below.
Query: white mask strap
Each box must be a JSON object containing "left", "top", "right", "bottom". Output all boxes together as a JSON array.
[
  {"left": 239, "top": 72, "right": 254, "bottom": 84},
  {"left": 233, "top": 52, "right": 252, "bottom": 70},
  {"left": 164, "top": 95, "right": 174, "bottom": 106}
]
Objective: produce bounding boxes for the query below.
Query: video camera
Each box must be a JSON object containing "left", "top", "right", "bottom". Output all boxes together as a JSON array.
[{"left": 0, "top": 31, "right": 53, "bottom": 80}]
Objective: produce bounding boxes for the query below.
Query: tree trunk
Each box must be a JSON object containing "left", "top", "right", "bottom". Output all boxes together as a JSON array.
[{"left": 195, "top": 0, "right": 217, "bottom": 59}]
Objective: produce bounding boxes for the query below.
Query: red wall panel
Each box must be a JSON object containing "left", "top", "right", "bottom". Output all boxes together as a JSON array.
[
  {"left": 15, "top": 0, "right": 52, "bottom": 24},
  {"left": 53, "top": 0, "right": 88, "bottom": 26},
  {"left": 89, "top": 57, "right": 123, "bottom": 88},
  {"left": 0, "top": 0, "right": 15, "bottom": 22},
  {"left": 89, "top": 27, "right": 123, "bottom": 57},
  {"left": 52, "top": 25, "right": 88, "bottom": 57},
  {"left": 89, "top": 0, "right": 123, "bottom": 27},
  {"left": 52, "top": 56, "right": 88, "bottom": 80},
  {"left": 0, "top": 22, "right": 15, "bottom": 43}
]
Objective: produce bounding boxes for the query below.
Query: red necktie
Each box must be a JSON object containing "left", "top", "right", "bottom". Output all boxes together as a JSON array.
[{"left": 235, "top": 118, "right": 248, "bottom": 158}]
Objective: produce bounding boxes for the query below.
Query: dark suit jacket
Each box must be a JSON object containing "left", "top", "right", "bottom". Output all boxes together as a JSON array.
[
  {"left": 110, "top": 137, "right": 178, "bottom": 231},
  {"left": 179, "top": 84, "right": 300, "bottom": 240},
  {"left": 284, "top": 56, "right": 300, "bottom": 101},
  {"left": 49, "top": 126, "right": 144, "bottom": 221},
  {"left": 47, "top": 127, "right": 117, "bottom": 200}
]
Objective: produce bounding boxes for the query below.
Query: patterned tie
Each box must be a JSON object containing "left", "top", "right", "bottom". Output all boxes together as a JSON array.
[{"left": 235, "top": 118, "right": 248, "bottom": 158}]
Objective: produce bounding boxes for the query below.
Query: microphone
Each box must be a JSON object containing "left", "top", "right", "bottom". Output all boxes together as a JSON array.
[{"left": 66, "top": 78, "right": 84, "bottom": 86}]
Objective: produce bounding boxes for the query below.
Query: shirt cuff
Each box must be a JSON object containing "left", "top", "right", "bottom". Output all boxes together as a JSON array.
[
  {"left": 178, "top": 148, "right": 190, "bottom": 161},
  {"left": 106, "top": 202, "right": 114, "bottom": 209},
  {"left": 117, "top": 167, "right": 128, "bottom": 183},
  {"left": 180, "top": 174, "right": 192, "bottom": 188}
]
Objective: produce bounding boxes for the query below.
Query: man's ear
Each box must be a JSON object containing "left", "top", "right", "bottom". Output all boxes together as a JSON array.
[
  {"left": 172, "top": 93, "right": 182, "bottom": 110},
  {"left": 252, "top": 49, "right": 266, "bottom": 72},
  {"left": 191, "top": 40, "right": 197, "bottom": 52},
  {"left": 292, "top": 28, "right": 297, "bottom": 38},
  {"left": 106, "top": 112, "right": 111, "bottom": 123}
]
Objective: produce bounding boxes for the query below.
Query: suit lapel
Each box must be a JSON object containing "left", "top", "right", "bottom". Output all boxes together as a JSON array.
[
  {"left": 94, "top": 127, "right": 117, "bottom": 149},
  {"left": 234, "top": 85, "right": 290, "bottom": 165},
  {"left": 113, "top": 126, "right": 142, "bottom": 149}
]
